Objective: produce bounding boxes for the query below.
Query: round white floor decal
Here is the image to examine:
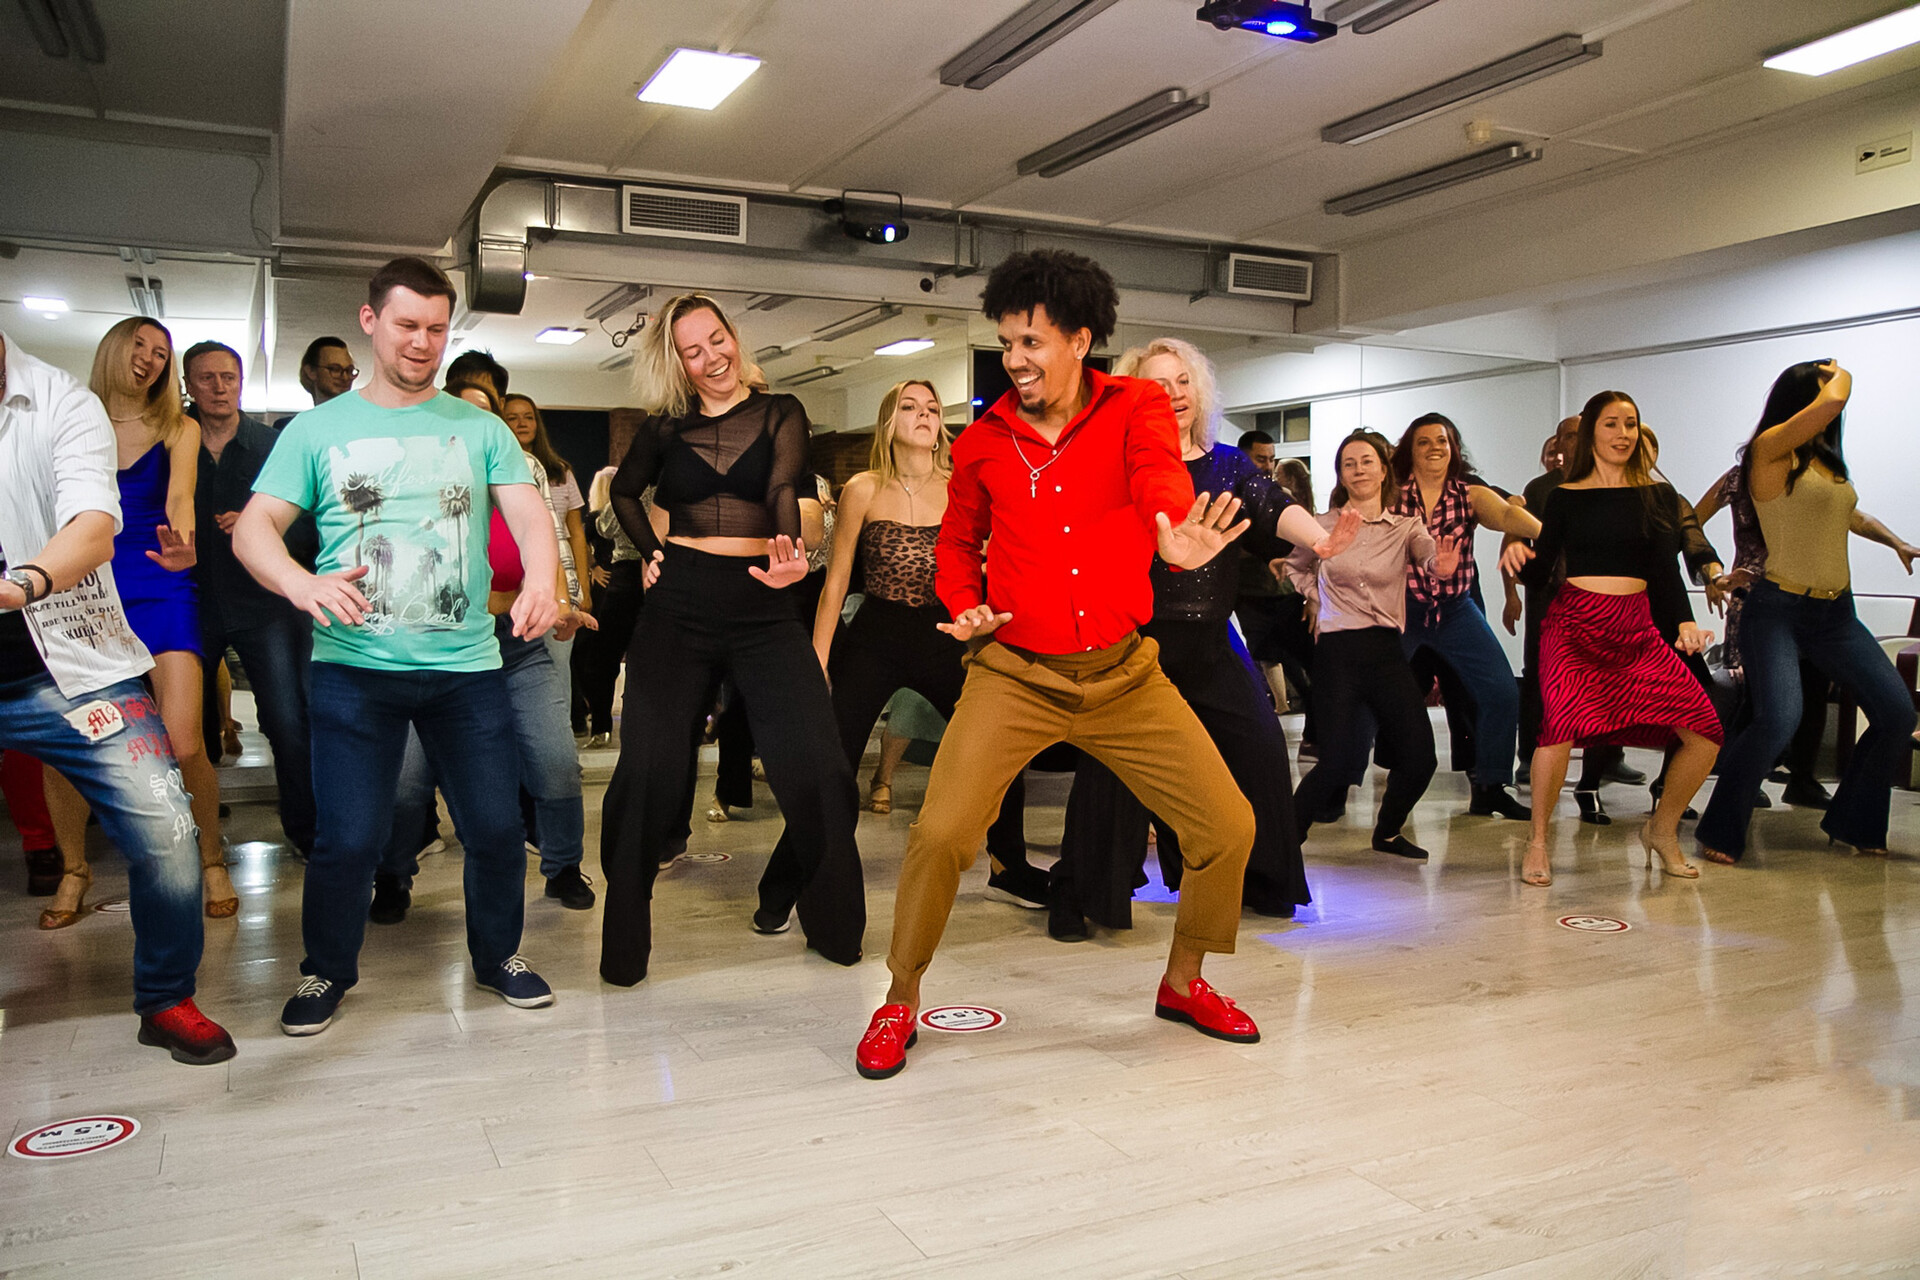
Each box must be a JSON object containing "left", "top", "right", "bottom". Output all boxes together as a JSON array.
[
  {"left": 95, "top": 898, "right": 130, "bottom": 913},
  {"left": 919, "top": 1006, "right": 1005, "bottom": 1033},
  {"left": 1558, "top": 915, "right": 1631, "bottom": 933},
  {"left": 673, "top": 852, "right": 731, "bottom": 865},
  {"left": 10, "top": 1116, "right": 140, "bottom": 1160}
]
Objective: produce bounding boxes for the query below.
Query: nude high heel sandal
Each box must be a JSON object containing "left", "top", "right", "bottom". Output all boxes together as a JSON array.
[
  {"left": 203, "top": 852, "right": 239, "bottom": 919},
  {"left": 1521, "top": 841, "right": 1552, "bottom": 887},
  {"left": 39, "top": 863, "right": 92, "bottom": 930},
  {"left": 1639, "top": 823, "right": 1699, "bottom": 878}
]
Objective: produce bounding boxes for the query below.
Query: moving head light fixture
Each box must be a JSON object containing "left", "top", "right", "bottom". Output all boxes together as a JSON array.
[
  {"left": 1197, "top": 1, "right": 1336, "bottom": 43},
  {"left": 827, "top": 191, "right": 910, "bottom": 245}
]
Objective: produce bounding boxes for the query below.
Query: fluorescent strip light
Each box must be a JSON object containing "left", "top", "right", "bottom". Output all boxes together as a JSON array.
[
  {"left": 875, "top": 339, "right": 935, "bottom": 356},
  {"left": 941, "top": 0, "right": 1123, "bottom": 90},
  {"left": 1018, "top": 88, "right": 1210, "bottom": 178},
  {"left": 21, "top": 296, "right": 68, "bottom": 312},
  {"left": 1325, "top": 143, "right": 1542, "bottom": 215},
  {"left": 1321, "top": 34, "right": 1600, "bottom": 144},
  {"left": 814, "top": 304, "right": 902, "bottom": 343},
  {"left": 1765, "top": 5, "right": 1920, "bottom": 76},
  {"left": 535, "top": 327, "right": 588, "bottom": 345},
  {"left": 584, "top": 283, "right": 650, "bottom": 322},
  {"left": 637, "top": 49, "right": 761, "bottom": 110},
  {"left": 1351, "top": 0, "right": 1445, "bottom": 34},
  {"left": 784, "top": 366, "right": 842, "bottom": 386}
]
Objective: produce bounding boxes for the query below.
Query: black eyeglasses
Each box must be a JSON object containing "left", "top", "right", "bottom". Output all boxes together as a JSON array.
[{"left": 319, "top": 364, "right": 358, "bottom": 379}]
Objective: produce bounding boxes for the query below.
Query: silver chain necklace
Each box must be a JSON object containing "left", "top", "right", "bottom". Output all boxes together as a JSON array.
[{"left": 1010, "top": 429, "right": 1074, "bottom": 499}]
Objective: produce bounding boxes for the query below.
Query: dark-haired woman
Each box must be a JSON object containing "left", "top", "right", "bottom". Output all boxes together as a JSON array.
[
  {"left": 503, "top": 394, "right": 592, "bottom": 694},
  {"left": 1390, "top": 414, "right": 1541, "bottom": 820},
  {"left": 1288, "top": 431, "right": 1454, "bottom": 861},
  {"left": 600, "top": 293, "right": 863, "bottom": 983},
  {"left": 1052, "top": 338, "right": 1346, "bottom": 935},
  {"left": 1505, "top": 392, "right": 1722, "bottom": 886},
  {"left": 1696, "top": 362, "right": 1916, "bottom": 863}
]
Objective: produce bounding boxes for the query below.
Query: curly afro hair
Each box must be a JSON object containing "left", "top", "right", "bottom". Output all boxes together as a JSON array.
[{"left": 980, "top": 249, "right": 1119, "bottom": 349}]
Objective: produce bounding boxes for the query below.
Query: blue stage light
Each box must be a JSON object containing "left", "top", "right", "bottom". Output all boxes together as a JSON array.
[{"left": 1198, "top": 1, "right": 1336, "bottom": 43}]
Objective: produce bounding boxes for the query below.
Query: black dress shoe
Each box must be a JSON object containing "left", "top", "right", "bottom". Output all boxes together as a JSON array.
[
  {"left": 1372, "top": 832, "right": 1429, "bottom": 860},
  {"left": 543, "top": 865, "right": 597, "bottom": 910},
  {"left": 1575, "top": 789, "right": 1611, "bottom": 825},
  {"left": 1469, "top": 785, "right": 1531, "bottom": 820},
  {"left": 751, "top": 906, "right": 792, "bottom": 934},
  {"left": 1048, "top": 888, "right": 1089, "bottom": 942},
  {"left": 368, "top": 873, "right": 410, "bottom": 925},
  {"left": 1781, "top": 778, "right": 1831, "bottom": 808},
  {"left": 1604, "top": 761, "right": 1648, "bottom": 786},
  {"left": 24, "top": 845, "right": 62, "bottom": 896},
  {"left": 1752, "top": 788, "right": 1772, "bottom": 810}
]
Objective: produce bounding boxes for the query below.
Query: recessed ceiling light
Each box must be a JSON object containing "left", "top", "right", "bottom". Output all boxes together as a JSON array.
[
  {"left": 535, "top": 328, "right": 587, "bottom": 345},
  {"left": 1765, "top": 4, "right": 1920, "bottom": 76},
  {"left": 637, "top": 48, "right": 762, "bottom": 110},
  {"left": 22, "top": 296, "right": 68, "bottom": 312},
  {"left": 875, "top": 339, "right": 935, "bottom": 356}
]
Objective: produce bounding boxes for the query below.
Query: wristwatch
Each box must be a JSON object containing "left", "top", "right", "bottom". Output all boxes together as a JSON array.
[{"left": 3, "top": 568, "right": 42, "bottom": 605}]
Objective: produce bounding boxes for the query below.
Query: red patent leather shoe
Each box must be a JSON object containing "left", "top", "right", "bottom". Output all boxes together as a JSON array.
[
  {"left": 1155, "top": 978, "right": 1260, "bottom": 1044},
  {"left": 856, "top": 1003, "right": 918, "bottom": 1080}
]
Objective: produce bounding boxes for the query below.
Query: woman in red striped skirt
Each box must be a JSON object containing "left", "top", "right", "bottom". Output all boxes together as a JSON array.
[{"left": 1501, "top": 391, "right": 1723, "bottom": 886}]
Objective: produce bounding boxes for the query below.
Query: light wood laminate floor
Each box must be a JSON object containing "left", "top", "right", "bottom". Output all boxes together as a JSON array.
[{"left": 3, "top": 722, "right": 1917, "bottom": 1279}]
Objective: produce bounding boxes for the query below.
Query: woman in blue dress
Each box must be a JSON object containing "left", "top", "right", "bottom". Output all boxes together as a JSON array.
[{"left": 39, "top": 318, "right": 233, "bottom": 928}]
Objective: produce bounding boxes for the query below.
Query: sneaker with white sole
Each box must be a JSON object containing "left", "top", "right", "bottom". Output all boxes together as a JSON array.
[
  {"left": 477, "top": 955, "right": 554, "bottom": 1008},
  {"left": 280, "top": 975, "right": 345, "bottom": 1036}
]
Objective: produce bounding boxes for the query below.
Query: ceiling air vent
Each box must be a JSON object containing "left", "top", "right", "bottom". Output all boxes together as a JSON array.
[
  {"left": 619, "top": 185, "right": 748, "bottom": 244},
  {"left": 1224, "top": 253, "right": 1312, "bottom": 301}
]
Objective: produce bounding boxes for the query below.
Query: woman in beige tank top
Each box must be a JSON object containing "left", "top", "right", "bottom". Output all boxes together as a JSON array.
[{"left": 1696, "top": 361, "right": 1918, "bottom": 863}]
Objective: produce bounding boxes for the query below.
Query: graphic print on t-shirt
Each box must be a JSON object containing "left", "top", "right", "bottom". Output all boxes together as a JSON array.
[{"left": 326, "top": 434, "right": 476, "bottom": 635}]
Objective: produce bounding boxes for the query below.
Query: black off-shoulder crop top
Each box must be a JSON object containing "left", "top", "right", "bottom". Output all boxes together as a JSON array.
[
  {"left": 608, "top": 391, "right": 809, "bottom": 558},
  {"left": 1523, "top": 483, "right": 1695, "bottom": 628}
]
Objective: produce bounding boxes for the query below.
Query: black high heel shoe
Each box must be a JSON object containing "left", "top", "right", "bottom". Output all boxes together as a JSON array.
[{"left": 1574, "top": 789, "right": 1610, "bottom": 826}]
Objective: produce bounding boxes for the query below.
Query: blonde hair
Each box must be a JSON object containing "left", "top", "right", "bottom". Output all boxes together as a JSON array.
[
  {"left": 868, "top": 379, "right": 952, "bottom": 485},
  {"left": 1112, "top": 336, "right": 1221, "bottom": 450},
  {"left": 630, "top": 292, "right": 767, "bottom": 418},
  {"left": 588, "top": 465, "right": 617, "bottom": 513},
  {"left": 90, "top": 317, "right": 188, "bottom": 447}
]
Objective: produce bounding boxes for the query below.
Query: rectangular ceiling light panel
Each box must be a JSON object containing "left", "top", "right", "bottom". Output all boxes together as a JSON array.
[
  {"left": 1321, "top": 34, "right": 1600, "bottom": 144},
  {"left": 875, "top": 339, "right": 936, "bottom": 356},
  {"left": 638, "top": 48, "right": 761, "bottom": 110},
  {"left": 1018, "top": 88, "right": 1210, "bottom": 177},
  {"left": 1325, "top": 143, "right": 1542, "bottom": 215},
  {"left": 941, "top": 0, "right": 1124, "bottom": 89},
  {"left": 1765, "top": 5, "right": 1920, "bottom": 76}
]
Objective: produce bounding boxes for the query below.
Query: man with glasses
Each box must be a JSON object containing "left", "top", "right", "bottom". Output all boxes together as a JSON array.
[
  {"left": 297, "top": 337, "right": 357, "bottom": 411},
  {"left": 184, "top": 340, "right": 317, "bottom": 857}
]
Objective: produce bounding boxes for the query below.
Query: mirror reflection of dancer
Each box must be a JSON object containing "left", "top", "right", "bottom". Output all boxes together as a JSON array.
[
  {"left": 1051, "top": 338, "right": 1352, "bottom": 938},
  {"left": 599, "top": 294, "right": 864, "bottom": 984},
  {"left": 1504, "top": 392, "right": 1722, "bottom": 886},
  {"left": 1696, "top": 362, "right": 1916, "bottom": 862},
  {"left": 1287, "top": 431, "right": 1454, "bottom": 860},
  {"left": 857, "top": 250, "right": 1272, "bottom": 1080}
]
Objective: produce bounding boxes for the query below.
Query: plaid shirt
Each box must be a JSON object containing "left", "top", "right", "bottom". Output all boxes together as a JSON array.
[{"left": 1395, "top": 475, "right": 1478, "bottom": 619}]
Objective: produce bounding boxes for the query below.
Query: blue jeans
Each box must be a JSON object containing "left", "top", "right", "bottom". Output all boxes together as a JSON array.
[
  {"left": 1402, "top": 596, "right": 1520, "bottom": 787},
  {"left": 1697, "top": 582, "right": 1916, "bottom": 859},
  {"left": 377, "top": 621, "right": 584, "bottom": 882},
  {"left": 306, "top": 661, "right": 527, "bottom": 986},
  {"left": 0, "top": 673, "right": 202, "bottom": 1013},
  {"left": 201, "top": 611, "right": 315, "bottom": 854}
]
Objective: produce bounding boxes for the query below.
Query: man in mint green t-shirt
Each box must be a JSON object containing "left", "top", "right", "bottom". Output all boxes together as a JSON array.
[{"left": 236, "top": 257, "right": 560, "bottom": 1037}]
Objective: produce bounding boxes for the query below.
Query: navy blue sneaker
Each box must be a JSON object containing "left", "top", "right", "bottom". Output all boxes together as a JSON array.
[
  {"left": 280, "top": 975, "right": 345, "bottom": 1036},
  {"left": 477, "top": 956, "right": 553, "bottom": 1008}
]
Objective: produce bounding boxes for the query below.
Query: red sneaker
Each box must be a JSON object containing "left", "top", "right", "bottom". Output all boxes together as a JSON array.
[
  {"left": 1155, "top": 978, "right": 1260, "bottom": 1044},
  {"left": 138, "top": 998, "right": 237, "bottom": 1066},
  {"left": 856, "top": 1003, "right": 918, "bottom": 1080}
]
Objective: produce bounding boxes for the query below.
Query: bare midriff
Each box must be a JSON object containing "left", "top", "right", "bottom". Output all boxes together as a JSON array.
[
  {"left": 668, "top": 535, "right": 772, "bottom": 557},
  {"left": 1565, "top": 575, "right": 1647, "bottom": 595}
]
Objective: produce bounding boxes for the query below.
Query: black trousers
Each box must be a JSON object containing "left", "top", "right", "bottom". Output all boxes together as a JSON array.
[
  {"left": 600, "top": 545, "right": 863, "bottom": 984},
  {"left": 1056, "top": 618, "right": 1309, "bottom": 927},
  {"left": 758, "top": 597, "right": 1029, "bottom": 916},
  {"left": 575, "top": 561, "right": 644, "bottom": 737},
  {"left": 1295, "top": 627, "right": 1436, "bottom": 840}
]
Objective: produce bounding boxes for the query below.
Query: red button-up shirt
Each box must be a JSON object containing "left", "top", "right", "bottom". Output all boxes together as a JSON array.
[{"left": 936, "top": 368, "right": 1195, "bottom": 655}]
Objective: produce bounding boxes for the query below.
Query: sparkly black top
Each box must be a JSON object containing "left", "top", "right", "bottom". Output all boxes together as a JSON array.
[
  {"left": 609, "top": 392, "right": 808, "bottom": 558},
  {"left": 1149, "top": 445, "right": 1297, "bottom": 623}
]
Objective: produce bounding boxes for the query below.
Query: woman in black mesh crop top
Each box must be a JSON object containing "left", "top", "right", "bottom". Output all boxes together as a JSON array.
[
  {"left": 1054, "top": 339, "right": 1348, "bottom": 934},
  {"left": 597, "top": 294, "right": 863, "bottom": 985},
  {"left": 1502, "top": 391, "right": 1724, "bottom": 888}
]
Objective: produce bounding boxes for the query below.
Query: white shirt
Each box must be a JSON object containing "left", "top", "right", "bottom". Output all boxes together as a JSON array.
[{"left": 0, "top": 332, "right": 154, "bottom": 697}]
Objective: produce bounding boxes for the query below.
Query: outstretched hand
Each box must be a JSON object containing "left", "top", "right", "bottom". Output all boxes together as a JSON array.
[
  {"left": 1311, "top": 507, "right": 1362, "bottom": 560},
  {"left": 1674, "top": 622, "right": 1713, "bottom": 656},
  {"left": 146, "top": 525, "right": 196, "bottom": 572},
  {"left": 1156, "top": 492, "right": 1249, "bottom": 571},
  {"left": 748, "top": 535, "right": 808, "bottom": 589},
  {"left": 1433, "top": 536, "right": 1463, "bottom": 579},
  {"left": 552, "top": 608, "right": 600, "bottom": 642},
  {"left": 937, "top": 604, "right": 1013, "bottom": 642},
  {"left": 1499, "top": 541, "right": 1534, "bottom": 578}
]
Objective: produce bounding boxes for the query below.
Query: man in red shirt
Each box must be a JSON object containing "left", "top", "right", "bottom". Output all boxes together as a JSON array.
[{"left": 856, "top": 250, "right": 1270, "bottom": 1079}]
